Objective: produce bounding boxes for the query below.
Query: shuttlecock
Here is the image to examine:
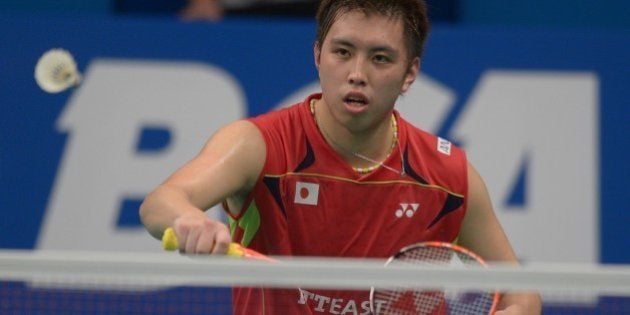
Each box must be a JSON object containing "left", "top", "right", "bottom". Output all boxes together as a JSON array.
[{"left": 34, "top": 48, "right": 82, "bottom": 93}]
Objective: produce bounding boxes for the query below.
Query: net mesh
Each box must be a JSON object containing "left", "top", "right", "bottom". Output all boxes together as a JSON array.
[{"left": 1, "top": 249, "right": 629, "bottom": 315}]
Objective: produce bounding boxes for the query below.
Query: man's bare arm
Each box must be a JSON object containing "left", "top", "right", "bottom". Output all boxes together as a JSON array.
[{"left": 139, "top": 120, "right": 265, "bottom": 253}]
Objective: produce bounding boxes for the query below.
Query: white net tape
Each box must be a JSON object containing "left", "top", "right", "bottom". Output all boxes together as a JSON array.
[
  {"left": 1, "top": 250, "right": 629, "bottom": 314},
  {"left": 1, "top": 250, "right": 629, "bottom": 293}
]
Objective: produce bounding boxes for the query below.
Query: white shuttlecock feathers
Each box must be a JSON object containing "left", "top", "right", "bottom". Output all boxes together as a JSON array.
[{"left": 34, "top": 48, "right": 82, "bottom": 93}]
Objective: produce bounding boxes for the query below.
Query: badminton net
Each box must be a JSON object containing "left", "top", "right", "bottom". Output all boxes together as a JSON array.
[{"left": 1, "top": 249, "right": 629, "bottom": 314}]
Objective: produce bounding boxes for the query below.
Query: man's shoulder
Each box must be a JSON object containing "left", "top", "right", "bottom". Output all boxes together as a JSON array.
[
  {"left": 400, "top": 117, "right": 466, "bottom": 165},
  {"left": 252, "top": 100, "right": 305, "bottom": 123}
]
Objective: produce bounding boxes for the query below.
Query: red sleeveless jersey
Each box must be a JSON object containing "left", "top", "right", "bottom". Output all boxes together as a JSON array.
[{"left": 227, "top": 93, "right": 468, "bottom": 314}]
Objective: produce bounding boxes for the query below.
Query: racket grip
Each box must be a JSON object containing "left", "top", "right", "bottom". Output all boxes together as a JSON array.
[
  {"left": 162, "top": 227, "right": 179, "bottom": 251},
  {"left": 161, "top": 227, "right": 270, "bottom": 260}
]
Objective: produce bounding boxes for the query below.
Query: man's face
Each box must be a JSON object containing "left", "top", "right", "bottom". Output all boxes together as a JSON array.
[{"left": 315, "top": 10, "right": 419, "bottom": 132}]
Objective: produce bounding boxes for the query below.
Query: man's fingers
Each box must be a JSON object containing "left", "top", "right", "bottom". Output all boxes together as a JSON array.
[
  {"left": 195, "top": 231, "right": 217, "bottom": 254},
  {"left": 171, "top": 217, "right": 232, "bottom": 255},
  {"left": 184, "top": 227, "right": 201, "bottom": 254},
  {"left": 211, "top": 225, "right": 232, "bottom": 255}
]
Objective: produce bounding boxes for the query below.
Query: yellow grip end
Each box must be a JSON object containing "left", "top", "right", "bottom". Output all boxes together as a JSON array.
[{"left": 162, "top": 227, "right": 179, "bottom": 251}]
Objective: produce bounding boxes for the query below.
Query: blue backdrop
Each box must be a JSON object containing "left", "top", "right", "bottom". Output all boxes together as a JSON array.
[{"left": 0, "top": 14, "right": 628, "bottom": 264}]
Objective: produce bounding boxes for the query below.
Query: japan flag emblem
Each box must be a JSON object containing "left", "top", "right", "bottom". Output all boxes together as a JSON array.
[{"left": 294, "top": 182, "right": 319, "bottom": 206}]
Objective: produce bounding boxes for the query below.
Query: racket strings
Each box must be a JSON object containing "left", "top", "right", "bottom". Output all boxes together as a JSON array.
[
  {"left": 371, "top": 245, "right": 497, "bottom": 315},
  {"left": 373, "top": 289, "right": 445, "bottom": 314}
]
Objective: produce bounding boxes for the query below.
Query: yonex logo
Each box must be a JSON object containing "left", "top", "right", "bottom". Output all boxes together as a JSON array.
[{"left": 395, "top": 203, "right": 420, "bottom": 218}]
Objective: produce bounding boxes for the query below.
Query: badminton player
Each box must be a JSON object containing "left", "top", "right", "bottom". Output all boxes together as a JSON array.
[{"left": 140, "top": 0, "right": 542, "bottom": 313}]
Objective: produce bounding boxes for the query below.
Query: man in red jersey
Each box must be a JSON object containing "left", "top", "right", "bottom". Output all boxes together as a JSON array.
[{"left": 140, "top": 0, "right": 542, "bottom": 314}]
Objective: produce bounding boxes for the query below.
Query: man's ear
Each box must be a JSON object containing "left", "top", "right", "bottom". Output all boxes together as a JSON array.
[
  {"left": 401, "top": 57, "right": 420, "bottom": 93},
  {"left": 313, "top": 41, "right": 321, "bottom": 71}
]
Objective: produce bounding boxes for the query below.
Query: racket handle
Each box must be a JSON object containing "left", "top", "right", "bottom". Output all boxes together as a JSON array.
[{"left": 161, "top": 227, "right": 273, "bottom": 261}]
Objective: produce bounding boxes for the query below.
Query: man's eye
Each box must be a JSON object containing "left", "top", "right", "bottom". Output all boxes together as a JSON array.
[
  {"left": 374, "top": 55, "right": 391, "bottom": 63},
  {"left": 335, "top": 49, "right": 350, "bottom": 57}
]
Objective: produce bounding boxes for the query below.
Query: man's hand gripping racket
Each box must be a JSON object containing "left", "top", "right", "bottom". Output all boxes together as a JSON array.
[{"left": 161, "top": 227, "right": 275, "bottom": 262}]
